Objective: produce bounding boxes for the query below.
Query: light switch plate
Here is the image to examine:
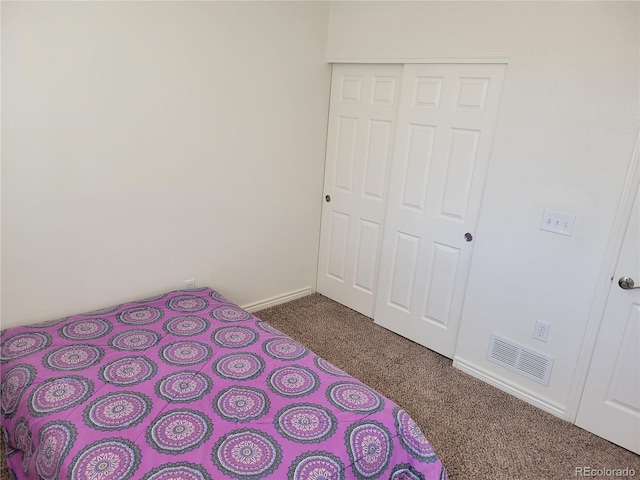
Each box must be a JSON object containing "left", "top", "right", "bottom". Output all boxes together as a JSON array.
[{"left": 540, "top": 210, "right": 575, "bottom": 236}]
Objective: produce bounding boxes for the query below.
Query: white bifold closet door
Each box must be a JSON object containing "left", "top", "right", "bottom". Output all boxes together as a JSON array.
[
  {"left": 316, "top": 64, "right": 403, "bottom": 317},
  {"left": 374, "top": 64, "right": 506, "bottom": 358}
]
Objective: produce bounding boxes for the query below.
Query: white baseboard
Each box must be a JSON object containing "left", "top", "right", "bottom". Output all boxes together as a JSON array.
[
  {"left": 241, "top": 287, "right": 313, "bottom": 313},
  {"left": 453, "top": 357, "right": 566, "bottom": 419}
]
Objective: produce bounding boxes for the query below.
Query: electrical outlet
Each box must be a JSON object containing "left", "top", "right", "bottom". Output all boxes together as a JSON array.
[
  {"left": 184, "top": 279, "right": 196, "bottom": 290},
  {"left": 534, "top": 320, "right": 550, "bottom": 342}
]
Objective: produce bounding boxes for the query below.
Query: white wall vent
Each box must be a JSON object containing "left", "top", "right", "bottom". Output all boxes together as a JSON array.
[{"left": 488, "top": 334, "right": 554, "bottom": 386}]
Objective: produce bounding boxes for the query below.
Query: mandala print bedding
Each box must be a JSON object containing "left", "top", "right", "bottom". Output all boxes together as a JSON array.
[{"left": 0, "top": 288, "right": 448, "bottom": 480}]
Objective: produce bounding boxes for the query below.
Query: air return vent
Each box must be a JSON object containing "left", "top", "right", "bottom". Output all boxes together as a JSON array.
[{"left": 488, "top": 334, "right": 553, "bottom": 385}]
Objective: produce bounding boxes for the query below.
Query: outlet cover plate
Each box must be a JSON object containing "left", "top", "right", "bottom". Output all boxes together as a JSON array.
[{"left": 534, "top": 320, "right": 550, "bottom": 342}]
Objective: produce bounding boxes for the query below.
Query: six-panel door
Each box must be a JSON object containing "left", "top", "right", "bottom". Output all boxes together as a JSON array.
[
  {"left": 316, "top": 64, "right": 403, "bottom": 317},
  {"left": 374, "top": 64, "right": 506, "bottom": 358}
]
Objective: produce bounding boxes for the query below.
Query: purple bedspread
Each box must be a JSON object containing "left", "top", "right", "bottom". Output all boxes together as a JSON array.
[{"left": 0, "top": 288, "right": 448, "bottom": 480}]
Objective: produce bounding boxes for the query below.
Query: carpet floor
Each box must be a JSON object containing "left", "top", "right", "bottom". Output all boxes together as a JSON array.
[
  {"left": 255, "top": 293, "right": 639, "bottom": 480},
  {"left": 1, "top": 293, "right": 638, "bottom": 479}
]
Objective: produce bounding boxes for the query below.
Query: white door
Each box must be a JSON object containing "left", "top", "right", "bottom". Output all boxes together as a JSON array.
[
  {"left": 317, "top": 64, "right": 402, "bottom": 317},
  {"left": 374, "top": 64, "right": 506, "bottom": 358},
  {"left": 575, "top": 184, "right": 640, "bottom": 454}
]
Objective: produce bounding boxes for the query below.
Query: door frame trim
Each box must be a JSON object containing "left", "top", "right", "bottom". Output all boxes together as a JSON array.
[{"left": 565, "top": 130, "right": 640, "bottom": 422}]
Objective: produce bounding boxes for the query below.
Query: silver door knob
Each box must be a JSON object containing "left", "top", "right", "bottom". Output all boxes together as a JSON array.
[{"left": 618, "top": 277, "right": 640, "bottom": 290}]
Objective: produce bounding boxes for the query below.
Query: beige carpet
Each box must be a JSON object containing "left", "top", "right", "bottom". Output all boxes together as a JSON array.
[
  {"left": 1, "top": 293, "right": 638, "bottom": 479},
  {"left": 255, "top": 293, "right": 639, "bottom": 480}
]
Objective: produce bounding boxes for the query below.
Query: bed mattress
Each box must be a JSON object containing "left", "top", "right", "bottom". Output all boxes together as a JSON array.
[{"left": 0, "top": 287, "right": 448, "bottom": 480}]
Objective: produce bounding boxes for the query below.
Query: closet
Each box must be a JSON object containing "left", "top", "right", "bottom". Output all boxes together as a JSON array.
[{"left": 317, "top": 62, "right": 506, "bottom": 358}]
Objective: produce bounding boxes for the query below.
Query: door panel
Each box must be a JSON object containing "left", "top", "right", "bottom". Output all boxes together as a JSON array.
[
  {"left": 442, "top": 128, "right": 480, "bottom": 219},
  {"left": 326, "top": 212, "right": 350, "bottom": 281},
  {"left": 354, "top": 219, "right": 381, "bottom": 293},
  {"left": 388, "top": 232, "right": 421, "bottom": 312},
  {"left": 363, "top": 120, "right": 393, "bottom": 198},
  {"left": 375, "top": 64, "right": 506, "bottom": 358},
  {"left": 317, "top": 64, "right": 402, "bottom": 317},
  {"left": 423, "top": 242, "right": 460, "bottom": 327},
  {"left": 334, "top": 117, "right": 358, "bottom": 191},
  {"left": 608, "top": 305, "right": 639, "bottom": 411},
  {"left": 576, "top": 186, "right": 640, "bottom": 454},
  {"left": 403, "top": 124, "right": 436, "bottom": 210}
]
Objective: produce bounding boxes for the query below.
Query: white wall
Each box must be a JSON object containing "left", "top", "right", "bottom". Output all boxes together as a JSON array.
[
  {"left": 328, "top": 1, "right": 639, "bottom": 413},
  {"left": 1, "top": 1, "right": 331, "bottom": 328}
]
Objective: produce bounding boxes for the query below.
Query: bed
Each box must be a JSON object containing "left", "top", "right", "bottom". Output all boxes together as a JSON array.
[{"left": 0, "top": 287, "right": 448, "bottom": 480}]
